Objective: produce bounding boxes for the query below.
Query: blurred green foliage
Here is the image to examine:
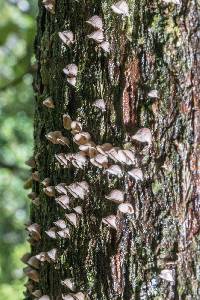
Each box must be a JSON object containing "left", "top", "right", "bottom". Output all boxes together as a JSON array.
[{"left": 0, "top": 0, "right": 37, "bottom": 298}]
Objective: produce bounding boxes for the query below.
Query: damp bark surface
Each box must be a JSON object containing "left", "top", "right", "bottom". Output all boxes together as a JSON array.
[{"left": 28, "top": 0, "right": 200, "bottom": 299}]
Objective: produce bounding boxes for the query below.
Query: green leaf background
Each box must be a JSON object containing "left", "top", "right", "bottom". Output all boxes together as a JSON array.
[{"left": 0, "top": 1, "right": 37, "bottom": 298}]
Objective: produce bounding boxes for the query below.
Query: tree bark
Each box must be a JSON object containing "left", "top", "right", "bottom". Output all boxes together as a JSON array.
[{"left": 26, "top": 0, "right": 200, "bottom": 299}]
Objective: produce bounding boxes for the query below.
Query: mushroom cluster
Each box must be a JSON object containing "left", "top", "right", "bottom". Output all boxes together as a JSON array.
[{"left": 23, "top": 1, "right": 155, "bottom": 299}]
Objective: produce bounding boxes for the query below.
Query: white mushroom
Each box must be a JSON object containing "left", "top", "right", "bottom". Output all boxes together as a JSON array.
[
  {"left": 105, "top": 189, "right": 125, "bottom": 204},
  {"left": 118, "top": 203, "right": 134, "bottom": 214},
  {"left": 59, "top": 30, "right": 74, "bottom": 46},
  {"left": 111, "top": 1, "right": 129, "bottom": 16},
  {"left": 86, "top": 15, "right": 103, "bottom": 30},
  {"left": 87, "top": 30, "right": 104, "bottom": 43},
  {"left": 128, "top": 168, "right": 143, "bottom": 181},
  {"left": 131, "top": 128, "right": 152, "bottom": 145},
  {"left": 102, "top": 215, "right": 117, "bottom": 230}
]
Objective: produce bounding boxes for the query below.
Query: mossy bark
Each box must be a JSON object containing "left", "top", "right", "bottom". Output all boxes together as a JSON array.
[{"left": 28, "top": 0, "right": 200, "bottom": 299}]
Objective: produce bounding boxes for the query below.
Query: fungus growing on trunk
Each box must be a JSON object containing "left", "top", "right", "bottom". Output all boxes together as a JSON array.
[
  {"left": 23, "top": 267, "right": 39, "bottom": 282},
  {"left": 128, "top": 168, "right": 143, "bottom": 181},
  {"left": 42, "top": 0, "right": 55, "bottom": 14},
  {"left": 87, "top": 30, "right": 104, "bottom": 43},
  {"left": 102, "top": 215, "right": 117, "bottom": 230},
  {"left": 118, "top": 203, "right": 134, "bottom": 214},
  {"left": 42, "top": 97, "right": 55, "bottom": 108},
  {"left": 131, "top": 128, "right": 152, "bottom": 145},
  {"left": 61, "top": 278, "right": 75, "bottom": 291},
  {"left": 105, "top": 164, "right": 123, "bottom": 177},
  {"left": 111, "top": 1, "right": 129, "bottom": 16},
  {"left": 43, "top": 186, "right": 56, "bottom": 197},
  {"left": 59, "top": 31, "right": 74, "bottom": 46},
  {"left": 86, "top": 16, "right": 103, "bottom": 30},
  {"left": 65, "top": 213, "right": 78, "bottom": 227},
  {"left": 63, "top": 114, "right": 72, "bottom": 130},
  {"left": 105, "top": 189, "right": 125, "bottom": 204}
]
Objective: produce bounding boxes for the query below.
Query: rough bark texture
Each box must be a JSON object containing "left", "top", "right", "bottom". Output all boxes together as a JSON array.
[{"left": 27, "top": 0, "right": 200, "bottom": 299}]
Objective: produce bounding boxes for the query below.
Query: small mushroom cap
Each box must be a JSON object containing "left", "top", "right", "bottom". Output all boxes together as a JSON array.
[
  {"left": 56, "top": 136, "right": 70, "bottom": 146},
  {"left": 117, "top": 150, "right": 129, "bottom": 164},
  {"left": 79, "top": 142, "right": 97, "bottom": 158},
  {"left": 92, "top": 99, "right": 106, "bottom": 111},
  {"left": 43, "top": 186, "right": 56, "bottom": 197},
  {"left": 96, "top": 143, "right": 113, "bottom": 155},
  {"left": 26, "top": 223, "right": 41, "bottom": 241},
  {"left": 45, "top": 131, "right": 62, "bottom": 144},
  {"left": 42, "top": 0, "right": 55, "bottom": 14},
  {"left": 23, "top": 267, "right": 39, "bottom": 282},
  {"left": 73, "top": 292, "right": 85, "bottom": 300},
  {"left": 32, "top": 197, "right": 40, "bottom": 206},
  {"left": 28, "top": 192, "right": 37, "bottom": 199},
  {"left": 35, "top": 252, "right": 50, "bottom": 262},
  {"left": 87, "top": 30, "right": 104, "bottom": 43},
  {"left": 79, "top": 181, "right": 90, "bottom": 192},
  {"left": 67, "top": 181, "right": 89, "bottom": 199},
  {"left": 105, "top": 189, "right": 125, "bottom": 203},
  {"left": 57, "top": 227, "right": 70, "bottom": 239},
  {"left": 90, "top": 157, "right": 102, "bottom": 169},
  {"left": 43, "top": 97, "right": 55, "bottom": 108},
  {"left": 63, "top": 114, "right": 72, "bottom": 130},
  {"left": 41, "top": 177, "right": 51, "bottom": 187},
  {"left": 99, "top": 41, "right": 110, "bottom": 53},
  {"left": 105, "top": 164, "right": 123, "bottom": 177},
  {"left": 21, "top": 252, "right": 31, "bottom": 264},
  {"left": 90, "top": 154, "right": 108, "bottom": 168},
  {"left": 128, "top": 168, "right": 143, "bottom": 181},
  {"left": 111, "top": 1, "right": 129, "bottom": 16},
  {"left": 27, "top": 256, "right": 40, "bottom": 269},
  {"left": 96, "top": 154, "right": 108, "bottom": 166},
  {"left": 63, "top": 64, "right": 78, "bottom": 77},
  {"left": 61, "top": 278, "right": 75, "bottom": 291},
  {"left": 65, "top": 213, "right": 78, "bottom": 227},
  {"left": 55, "top": 153, "right": 70, "bottom": 167},
  {"left": 102, "top": 215, "right": 117, "bottom": 230},
  {"left": 71, "top": 121, "right": 82, "bottom": 134},
  {"left": 79, "top": 141, "right": 96, "bottom": 152},
  {"left": 159, "top": 269, "right": 174, "bottom": 282},
  {"left": 24, "top": 282, "right": 34, "bottom": 293},
  {"left": 25, "top": 157, "right": 36, "bottom": 168},
  {"left": 131, "top": 128, "right": 152, "bottom": 145},
  {"left": 53, "top": 219, "right": 67, "bottom": 229},
  {"left": 32, "top": 290, "right": 42, "bottom": 298},
  {"left": 55, "top": 183, "right": 68, "bottom": 195},
  {"left": 47, "top": 248, "right": 58, "bottom": 262},
  {"left": 32, "top": 171, "right": 40, "bottom": 182},
  {"left": 45, "top": 227, "right": 57, "bottom": 239},
  {"left": 71, "top": 152, "right": 87, "bottom": 169},
  {"left": 67, "top": 77, "right": 77, "bottom": 87},
  {"left": 148, "top": 89, "right": 159, "bottom": 98},
  {"left": 122, "top": 149, "right": 135, "bottom": 164},
  {"left": 107, "top": 147, "right": 121, "bottom": 162},
  {"left": 73, "top": 132, "right": 91, "bottom": 145},
  {"left": 118, "top": 203, "right": 134, "bottom": 214},
  {"left": 55, "top": 195, "right": 70, "bottom": 209},
  {"left": 86, "top": 15, "right": 103, "bottom": 30},
  {"left": 59, "top": 30, "right": 74, "bottom": 46},
  {"left": 116, "top": 149, "right": 135, "bottom": 165},
  {"left": 73, "top": 206, "right": 83, "bottom": 215}
]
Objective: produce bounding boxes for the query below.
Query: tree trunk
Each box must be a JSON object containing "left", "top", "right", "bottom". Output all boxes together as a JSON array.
[{"left": 25, "top": 0, "right": 200, "bottom": 299}]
